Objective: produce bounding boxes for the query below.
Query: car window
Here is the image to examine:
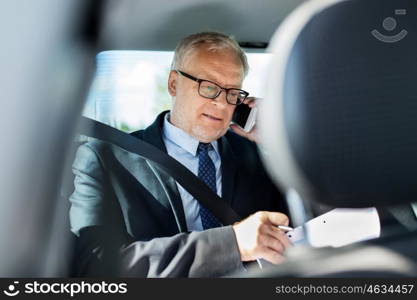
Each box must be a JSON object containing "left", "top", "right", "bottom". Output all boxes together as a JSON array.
[{"left": 83, "top": 50, "right": 270, "bottom": 132}]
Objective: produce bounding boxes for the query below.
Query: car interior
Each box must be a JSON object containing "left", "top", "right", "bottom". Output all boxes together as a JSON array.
[{"left": 0, "top": 0, "right": 416, "bottom": 278}]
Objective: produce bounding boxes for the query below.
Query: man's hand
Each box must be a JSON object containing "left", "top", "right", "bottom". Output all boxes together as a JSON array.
[
  {"left": 230, "top": 97, "right": 259, "bottom": 143},
  {"left": 232, "top": 211, "right": 291, "bottom": 264}
]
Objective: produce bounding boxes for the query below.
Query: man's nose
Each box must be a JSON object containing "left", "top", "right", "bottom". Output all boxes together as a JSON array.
[{"left": 212, "top": 89, "right": 229, "bottom": 108}]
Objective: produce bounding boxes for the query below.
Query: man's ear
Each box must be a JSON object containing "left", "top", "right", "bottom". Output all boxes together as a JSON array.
[{"left": 168, "top": 70, "right": 177, "bottom": 96}]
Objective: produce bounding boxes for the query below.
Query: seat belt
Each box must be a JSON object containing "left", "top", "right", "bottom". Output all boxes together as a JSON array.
[{"left": 78, "top": 116, "right": 241, "bottom": 226}]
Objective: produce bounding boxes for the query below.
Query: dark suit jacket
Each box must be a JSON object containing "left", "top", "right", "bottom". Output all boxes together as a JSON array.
[{"left": 69, "top": 111, "right": 287, "bottom": 277}]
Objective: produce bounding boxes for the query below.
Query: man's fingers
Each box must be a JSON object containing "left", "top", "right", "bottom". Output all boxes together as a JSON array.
[
  {"left": 243, "top": 96, "right": 255, "bottom": 104},
  {"left": 244, "top": 96, "right": 257, "bottom": 107},
  {"left": 230, "top": 123, "right": 246, "bottom": 136},
  {"left": 268, "top": 227, "right": 292, "bottom": 248},
  {"left": 247, "top": 101, "right": 256, "bottom": 108},
  {"left": 232, "top": 211, "right": 291, "bottom": 263},
  {"left": 260, "top": 234, "right": 285, "bottom": 254},
  {"left": 258, "top": 211, "right": 289, "bottom": 227},
  {"left": 230, "top": 123, "right": 255, "bottom": 140},
  {"left": 264, "top": 225, "right": 292, "bottom": 250}
]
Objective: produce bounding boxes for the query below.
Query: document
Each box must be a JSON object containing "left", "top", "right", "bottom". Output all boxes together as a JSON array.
[{"left": 286, "top": 207, "right": 381, "bottom": 248}]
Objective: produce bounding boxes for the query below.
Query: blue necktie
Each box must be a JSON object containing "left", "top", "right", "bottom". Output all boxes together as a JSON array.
[{"left": 197, "top": 142, "right": 222, "bottom": 229}]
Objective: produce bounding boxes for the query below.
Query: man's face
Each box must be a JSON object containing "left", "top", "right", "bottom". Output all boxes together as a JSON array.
[{"left": 168, "top": 47, "right": 244, "bottom": 143}]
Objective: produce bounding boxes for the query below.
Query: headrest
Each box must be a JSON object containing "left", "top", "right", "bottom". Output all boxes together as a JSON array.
[{"left": 259, "top": 0, "right": 417, "bottom": 207}]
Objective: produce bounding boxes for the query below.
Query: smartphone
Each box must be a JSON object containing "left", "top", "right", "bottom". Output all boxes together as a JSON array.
[{"left": 232, "top": 103, "right": 257, "bottom": 132}]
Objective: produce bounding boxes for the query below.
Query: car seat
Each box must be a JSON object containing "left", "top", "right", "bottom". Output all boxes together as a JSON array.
[{"left": 248, "top": 0, "right": 417, "bottom": 277}]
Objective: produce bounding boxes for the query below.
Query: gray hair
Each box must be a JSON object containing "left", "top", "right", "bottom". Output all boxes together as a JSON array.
[{"left": 171, "top": 31, "right": 249, "bottom": 77}]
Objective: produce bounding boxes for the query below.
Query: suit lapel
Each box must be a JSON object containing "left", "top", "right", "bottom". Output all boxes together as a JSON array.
[
  {"left": 145, "top": 160, "right": 188, "bottom": 233},
  {"left": 219, "top": 133, "right": 237, "bottom": 207},
  {"left": 136, "top": 111, "right": 188, "bottom": 232},
  {"left": 141, "top": 111, "right": 169, "bottom": 153}
]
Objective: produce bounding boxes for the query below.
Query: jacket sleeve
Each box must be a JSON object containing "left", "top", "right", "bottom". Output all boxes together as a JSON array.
[{"left": 69, "top": 143, "right": 245, "bottom": 277}]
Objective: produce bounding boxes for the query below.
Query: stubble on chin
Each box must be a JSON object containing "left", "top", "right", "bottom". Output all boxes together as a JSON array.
[
  {"left": 191, "top": 124, "right": 228, "bottom": 143},
  {"left": 171, "top": 108, "right": 229, "bottom": 142}
]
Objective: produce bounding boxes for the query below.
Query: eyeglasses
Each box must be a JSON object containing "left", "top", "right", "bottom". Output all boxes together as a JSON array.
[{"left": 175, "top": 70, "right": 249, "bottom": 105}]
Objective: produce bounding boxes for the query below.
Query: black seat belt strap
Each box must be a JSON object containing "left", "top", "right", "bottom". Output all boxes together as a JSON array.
[{"left": 78, "top": 116, "right": 241, "bottom": 225}]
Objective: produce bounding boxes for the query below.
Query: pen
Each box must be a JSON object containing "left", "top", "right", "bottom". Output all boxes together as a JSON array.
[{"left": 278, "top": 225, "right": 294, "bottom": 232}]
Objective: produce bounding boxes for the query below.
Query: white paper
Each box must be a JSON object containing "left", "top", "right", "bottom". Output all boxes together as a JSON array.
[{"left": 286, "top": 207, "right": 381, "bottom": 248}]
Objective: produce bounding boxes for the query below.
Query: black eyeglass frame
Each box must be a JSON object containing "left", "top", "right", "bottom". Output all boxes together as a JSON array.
[{"left": 175, "top": 70, "right": 249, "bottom": 105}]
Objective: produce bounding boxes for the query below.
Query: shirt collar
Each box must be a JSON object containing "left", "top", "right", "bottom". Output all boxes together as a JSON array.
[{"left": 163, "top": 112, "right": 219, "bottom": 157}]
